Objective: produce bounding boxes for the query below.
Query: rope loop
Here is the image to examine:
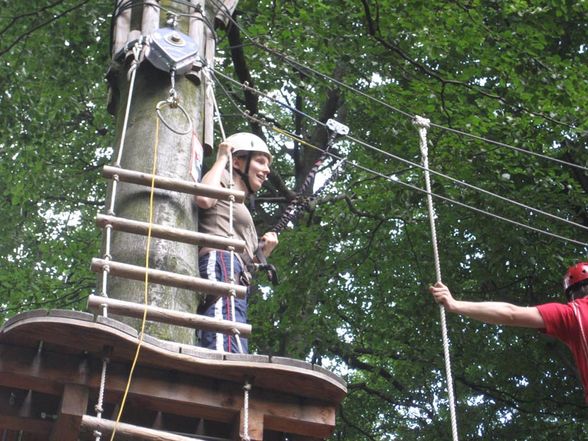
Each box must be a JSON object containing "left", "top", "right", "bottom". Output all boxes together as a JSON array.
[
  {"left": 155, "top": 99, "right": 192, "bottom": 135},
  {"left": 412, "top": 115, "right": 431, "bottom": 129},
  {"left": 413, "top": 115, "right": 431, "bottom": 159}
]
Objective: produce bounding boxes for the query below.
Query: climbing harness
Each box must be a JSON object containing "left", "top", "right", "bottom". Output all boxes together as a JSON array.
[{"left": 413, "top": 115, "right": 459, "bottom": 441}]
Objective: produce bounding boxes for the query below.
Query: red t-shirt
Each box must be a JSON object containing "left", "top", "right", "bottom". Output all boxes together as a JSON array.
[{"left": 537, "top": 298, "right": 588, "bottom": 403}]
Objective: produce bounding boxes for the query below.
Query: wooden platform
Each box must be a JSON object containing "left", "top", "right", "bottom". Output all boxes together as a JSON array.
[{"left": 0, "top": 310, "right": 346, "bottom": 440}]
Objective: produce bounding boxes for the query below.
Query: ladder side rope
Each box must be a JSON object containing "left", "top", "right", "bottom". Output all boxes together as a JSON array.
[
  {"left": 109, "top": 109, "right": 162, "bottom": 441},
  {"left": 204, "top": 67, "right": 244, "bottom": 354},
  {"left": 413, "top": 115, "right": 459, "bottom": 441},
  {"left": 100, "top": 40, "right": 145, "bottom": 318},
  {"left": 94, "top": 40, "right": 144, "bottom": 441}
]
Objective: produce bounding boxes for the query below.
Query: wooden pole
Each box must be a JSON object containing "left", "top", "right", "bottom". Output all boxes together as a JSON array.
[{"left": 104, "top": 0, "right": 215, "bottom": 344}]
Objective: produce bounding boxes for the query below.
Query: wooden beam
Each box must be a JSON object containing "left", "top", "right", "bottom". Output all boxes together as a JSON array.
[
  {"left": 49, "top": 384, "right": 89, "bottom": 441},
  {"left": 96, "top": 214, "right": 246, "bottom": 253},
  {"left": 90, "top": 258, "right": 247, "bottom": 299},
  {"left": 103, "top": 165, "right": 245, "bottom": 202},
  {"left": 87, "top": 295, "right": 252, "bottom": 336},
  {"left": 0, "top": 344, "right": 337, "bottom": 438},
  {"left": 80, "top": 415, "right": 207, "bottom": 441},
  {"left": 0, "top": 415, "right": 52, "bottom": 435}
]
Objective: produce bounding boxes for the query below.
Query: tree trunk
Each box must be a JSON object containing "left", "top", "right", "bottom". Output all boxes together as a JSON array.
[{"left": 102, "top": 0, "right": 213, "bottom": 344}]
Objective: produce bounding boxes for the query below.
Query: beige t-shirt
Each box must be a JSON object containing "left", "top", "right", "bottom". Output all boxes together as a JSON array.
[{"left": 198, "top": 170, "right": 258, "bottom": 262}]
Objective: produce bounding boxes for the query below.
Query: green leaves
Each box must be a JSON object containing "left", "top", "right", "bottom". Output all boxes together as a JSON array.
[{"left": 0, "top": 0, "right": 586, "bottom": 438}]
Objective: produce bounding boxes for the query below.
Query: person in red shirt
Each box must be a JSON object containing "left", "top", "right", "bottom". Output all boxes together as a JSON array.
[{"left": 429, "top": 262, "right": 588, "bottom": 402}]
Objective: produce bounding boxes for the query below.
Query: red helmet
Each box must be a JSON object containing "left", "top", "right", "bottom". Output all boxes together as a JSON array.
[{"left": 563, "top": 262, "right": 588, "bottom": 295}]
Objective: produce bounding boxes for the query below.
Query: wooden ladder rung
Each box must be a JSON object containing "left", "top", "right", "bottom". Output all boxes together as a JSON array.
[
  {"left": 81, "top": 414, "right": 208, "bottom": 441},
  {"left": 103, "top": 165, "right": 246, "bottom": 203},
  {"left": 90, "top": 258, "right": 248, "bottom": 299},
  {"left": 96, "top": 214, "right": 246, "bottom": 253},
  {"left": 87, "top": 295, "right": 251, "bottom": 336}
]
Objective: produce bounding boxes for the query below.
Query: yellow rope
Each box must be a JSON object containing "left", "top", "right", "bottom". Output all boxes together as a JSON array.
[{"left": 109, "top": 116, "right": 160, "bottom": 441}]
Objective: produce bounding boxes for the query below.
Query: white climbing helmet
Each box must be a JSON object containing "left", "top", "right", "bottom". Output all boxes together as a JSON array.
[{"left": 225, "top": 132, "right": 272, "bottom": 164}]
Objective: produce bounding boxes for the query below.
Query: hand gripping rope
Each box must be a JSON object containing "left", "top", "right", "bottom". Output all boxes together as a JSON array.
[
  {"left": 205, "top": 67, "right": 252, "bottom": 441},
  {"left": 204, "top": 67, "right": 245, "bottom": 355},
  {"left": 413, "top": 115, "right": 459, "bottom": 441}
]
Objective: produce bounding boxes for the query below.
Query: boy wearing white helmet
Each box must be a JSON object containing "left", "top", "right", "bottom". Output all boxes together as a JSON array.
[
  {"left": 429, "top": 262, "right": 588, "bottom": 402},
  {"left": 195, "top": 133, "right": 278, "bottom": 353}
]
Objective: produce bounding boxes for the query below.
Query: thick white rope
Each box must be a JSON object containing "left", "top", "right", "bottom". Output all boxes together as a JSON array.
[
  {"left": 413, "top": 115, "right": 459, "bottom": 441},
  {"left": 92, "top": 41, "right": 144, "bottom": 441},
  {"left": 93, "top": 356, "right": 109, "bottom": 441},
  {"left": 100, "top": 40, "right": 144, "bottom": 321},
  {"left": 204, "top": 68, "right": 243, "bottom": 354},
  {"left": 242, "top": 382, "right": 251, "bottom": 441}
]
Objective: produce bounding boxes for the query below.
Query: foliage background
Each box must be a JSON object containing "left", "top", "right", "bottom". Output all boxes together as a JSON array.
[{"left": 0, "top": 1, "right": 587, "bottom": 439}]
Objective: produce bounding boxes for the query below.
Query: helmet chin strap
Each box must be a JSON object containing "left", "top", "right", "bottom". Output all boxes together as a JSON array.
[{"left": 234, "top": 151, "right": 255, "bottom": 196}]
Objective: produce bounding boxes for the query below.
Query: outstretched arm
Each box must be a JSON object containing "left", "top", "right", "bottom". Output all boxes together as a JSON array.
[{"left": 429, "top": 282, "right": 545, "bottom": 328}]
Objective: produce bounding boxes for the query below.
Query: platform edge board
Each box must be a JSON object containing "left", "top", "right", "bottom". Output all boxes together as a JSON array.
[
  {"left": 224, "top": 352, "right": 270, "bottom": 363},
  {"left": 312, "top": 364, "right": 347, "bottom": 389},
  {"left": 177, "top": 343, "right": 225, "bottom": 360},
  {"left": 2, "top": 309, "right": 50, "bottom": 331},
  {"left": 48, "top": 309, "right": 95, "bottom": 322},
  {"left": 140, "top": 332, "right": 182, "bottom": 353},
  {"left": 270, "top": 356, "right": 313, "bottom": 371},
  {"left": 0, "top": 312, "right": 347, "bottom": 402},
  {"left": 95, "top": 314, "right": 139, "bottom": 338}
]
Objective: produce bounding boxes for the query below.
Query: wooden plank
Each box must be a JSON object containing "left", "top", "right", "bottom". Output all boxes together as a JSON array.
[
  {"left": 80, "top": 415, "right": 208, "bottom": 441},
  {"left": 90, "top": 258, "right": 247, "bottom": 299},
  {"left": 0, "top": 343, "right": 338, "bottom": 438},
  {"left": 0, "top": 316, "right": 346, "bottom": 403},
  {"left": 103, "top": 165, "right": 245, "bottom": 202},
  {"left": 87, "top": 295, "right": 251, "bottom": 336},
  {"left": 49, "top": 384, "right": 89, "bottom": 441},
  {"left": 96, "top": 214, "right": 246, "bottom": 253},
  {"left": 0, "top": 415, "right": 52, "bottom": 435}
]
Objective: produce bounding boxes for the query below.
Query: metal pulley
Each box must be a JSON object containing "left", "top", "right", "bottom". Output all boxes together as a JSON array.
[{"left": 145, "top": 27, "right": 199, "bottom": 75}]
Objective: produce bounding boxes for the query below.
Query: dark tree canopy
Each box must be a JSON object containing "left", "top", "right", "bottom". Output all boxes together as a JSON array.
[{"left": 1, "top": 1, "right": 587, "bottom": 439}]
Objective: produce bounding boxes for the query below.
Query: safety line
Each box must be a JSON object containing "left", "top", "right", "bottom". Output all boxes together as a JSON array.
[
  {"left": 214, "top": 91, "right": 588, "bottom": 248},
  {"left": 203, "top": 67, "right": 244, "bottom": 354},
  {"left": 415, "top": 116, "right": 459, "bottom": 441},
  {"left": 209, "top": 4, "right": 587, "bottom": 173},
  {"left": 211, "top": 69, "right": 588, "bottom": 235}
]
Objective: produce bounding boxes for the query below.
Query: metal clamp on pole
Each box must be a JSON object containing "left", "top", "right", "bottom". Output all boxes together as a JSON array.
[{"left": 145, "top": 23, "right": 200, "bottom": 75}]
